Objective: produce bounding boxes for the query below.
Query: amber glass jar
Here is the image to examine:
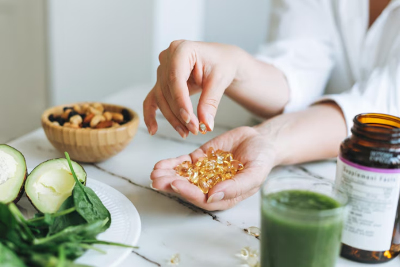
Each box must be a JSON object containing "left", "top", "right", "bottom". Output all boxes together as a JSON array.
[{"left": 336, "top": 113, "right": 400, "bottom": 263}]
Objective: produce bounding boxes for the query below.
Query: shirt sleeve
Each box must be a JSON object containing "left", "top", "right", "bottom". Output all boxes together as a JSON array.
[
  {"left": 316, "top": 58, "right": 400, "bottom": 136},
  {"left": 256, "top": 0, "right": 335, "bottom": 113}
]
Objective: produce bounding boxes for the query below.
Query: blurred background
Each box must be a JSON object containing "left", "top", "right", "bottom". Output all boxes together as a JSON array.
[{"left": 0, "top": 0, "right": 270, "bottom": 143}]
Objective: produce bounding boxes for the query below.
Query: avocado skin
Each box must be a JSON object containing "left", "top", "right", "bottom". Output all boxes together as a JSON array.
[{"left": 12, "top": 169, "right": 27, "bottom": 204}]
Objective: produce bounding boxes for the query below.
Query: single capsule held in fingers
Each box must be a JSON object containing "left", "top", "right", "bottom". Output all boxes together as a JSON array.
[{"left": 199, "top": 122, "right": 207, "bottom": 134}]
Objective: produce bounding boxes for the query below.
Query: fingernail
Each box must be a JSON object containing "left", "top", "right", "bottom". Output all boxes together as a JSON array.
[
  {"left": 207, "top": 192, "right": 224, "bottom": 203},
  {"left": 175, "top": 126, "right": 186, "bottom": 139},
  {"left": 171, "top": 183, "right": 179, "bottom": 193},
  {"left": 187, "top": 122, "right": 198, "bottom": 135},
  {"left": 180, "top": 108, "right": 191, "bottom": 124},
  {"left": 150, "top": 182, "right": 158, "bottom": 191},
  {"left": 206, "top": 114, "right": 214, "bottom": 131},
  {"left": 148, "top": 128, "right": 154, "bottom": 135}
]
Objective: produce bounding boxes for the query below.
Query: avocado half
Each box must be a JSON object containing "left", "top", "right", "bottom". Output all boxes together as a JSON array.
[
  {"left": 25, "top": 158, "right": 87, "bottom": 213},
  {"left": 0, "top": 145, "right": 27, "bottom": 204}
]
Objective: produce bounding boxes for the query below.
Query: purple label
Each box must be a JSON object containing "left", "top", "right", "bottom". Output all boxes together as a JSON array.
[{"left": 339, "top": 156, "right": 400, "bottom": 174}]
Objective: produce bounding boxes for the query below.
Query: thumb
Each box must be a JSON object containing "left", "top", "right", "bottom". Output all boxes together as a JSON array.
[
  {"left": 206, "top": 169, "right": 259, "bottom": 203},
  {"left": 197, "top": 73, "right": 230, "bottom": 132}
]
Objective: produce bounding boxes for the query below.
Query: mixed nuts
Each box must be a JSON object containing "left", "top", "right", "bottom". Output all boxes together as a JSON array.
[{"left": 48, "top": 103, "right": 131, "bottom": 129}]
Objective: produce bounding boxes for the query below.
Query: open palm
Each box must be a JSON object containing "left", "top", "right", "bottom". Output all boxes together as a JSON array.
[{"left": 150, "top": 126, "right": 275, "bottom": 210}]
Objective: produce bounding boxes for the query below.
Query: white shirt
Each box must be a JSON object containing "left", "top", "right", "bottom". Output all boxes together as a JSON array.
[{"left": 257, "top": 0, "right": 400, "bottom": 135}]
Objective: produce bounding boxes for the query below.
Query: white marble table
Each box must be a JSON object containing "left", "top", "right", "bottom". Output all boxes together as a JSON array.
[{"left": 8, "top": 86, "right": 400, "bottom": 267}]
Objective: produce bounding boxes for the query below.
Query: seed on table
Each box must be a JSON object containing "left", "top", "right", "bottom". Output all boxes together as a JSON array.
[{"left": 246, "top": 226, "right": 261, "bottom": 238}]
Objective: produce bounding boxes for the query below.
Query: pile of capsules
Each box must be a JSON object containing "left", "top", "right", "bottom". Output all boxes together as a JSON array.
[{"left": 174, "top": 147, "right": 244, "bottom": 194}]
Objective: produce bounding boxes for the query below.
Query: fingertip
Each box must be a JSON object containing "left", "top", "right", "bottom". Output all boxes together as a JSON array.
[
  {"left": 175, "top": 125, "right": 188, "bottom": 139},
  {"left": 148, "top": 126, "right": 157, "bottom": 136},
  {"left": 153, "top": 160, "right": 168, "bottom": 170},
  {"left": 179, "top": 108, "right": 191, "bottom": 124},
  {"left": 150, "top": 181, "right": 158, "bottom": 191},
  {"left": 206, "top": 113, "right": 214, "bottom": 131},
  {"left": 143, "top": 107, "right": 158, "bottom": 136},
  {"left": 207, "top": 191, "right": 225, "bottom": 203},
  {"left": 170, "top": 182, "right": 180, "bottom": 193},
  {"left": 150, "top": 169, "right": 176, "bottom": 180},
  {"left": 186, "top": 121, "right": 199, "bottom": 135},
  {"left": 189, "top": 148, "right": 207, "bottom": 162},
  {"left": 207, "top": 179, "right": 236, "bottom": 199}
]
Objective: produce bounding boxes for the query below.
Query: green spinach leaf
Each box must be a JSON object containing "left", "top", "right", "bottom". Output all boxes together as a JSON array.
[
  {"left": 49, "top": 196, "right": 86, "bottom": 235},
  {"left": 0, "top": 242, "right": 27, "bottom": 267},
  {"left": 34, "top": 218, "right": 108, "bottom": 246},
  {"left": 65, "top": 152, "right": 111, "bottom": 231}
]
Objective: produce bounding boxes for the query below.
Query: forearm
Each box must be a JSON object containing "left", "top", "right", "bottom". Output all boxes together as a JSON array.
[
  {"left": 255, "top": 102, "right": 347, "bottom": 166},
  {"left": 226, "top": 51, "right": 290, "bottom": 118}
]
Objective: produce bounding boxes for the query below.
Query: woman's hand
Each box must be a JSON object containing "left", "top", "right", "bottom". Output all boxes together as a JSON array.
[
  {"left": 150, "top": 126, "right": 277, "bottom": 211},
  {"left": 143, "top": 40, "right": 247, "bottom": 138}
]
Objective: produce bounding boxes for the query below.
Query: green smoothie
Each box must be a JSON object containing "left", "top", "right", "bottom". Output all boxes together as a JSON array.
[{"left": 261, "top": 190, "right": 344, "bottom": 267}]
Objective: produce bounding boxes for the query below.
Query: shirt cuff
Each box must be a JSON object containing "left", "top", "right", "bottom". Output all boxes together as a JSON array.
[
  {"left": 315, "top": 92, "right": 369, "bottom": 137},
  {"left": 256, "top": 55, "right": 316, "bottom": 114}
]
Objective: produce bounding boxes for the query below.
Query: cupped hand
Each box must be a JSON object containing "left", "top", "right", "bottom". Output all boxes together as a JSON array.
[
  {"left": 143, "top": 40, "right": 245, "bottom": 138},
  {"left": 150, "top": 126, "right": 276, "bottom": 211}
]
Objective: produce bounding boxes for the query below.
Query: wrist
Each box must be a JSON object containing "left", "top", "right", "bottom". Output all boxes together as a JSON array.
[
  {"left": 253, "top": 117, "right": 292, "bottom": 167},
  {"left": 225, "top": 47, "right": 253, "bottom": 94}
]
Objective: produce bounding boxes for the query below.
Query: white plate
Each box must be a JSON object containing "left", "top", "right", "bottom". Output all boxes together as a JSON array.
[{"left": 18, "top": 177, "right": 141, "bottom": 267}]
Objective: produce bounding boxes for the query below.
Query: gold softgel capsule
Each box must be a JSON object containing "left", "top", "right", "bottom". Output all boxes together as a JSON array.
[{"left": 174, "top": 147, "right": 244, "bottom": 194}]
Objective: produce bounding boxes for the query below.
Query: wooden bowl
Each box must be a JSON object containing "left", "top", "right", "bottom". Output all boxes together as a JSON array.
[{"left": 41, "top": 103, "right": 139, "bottom": 163}]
